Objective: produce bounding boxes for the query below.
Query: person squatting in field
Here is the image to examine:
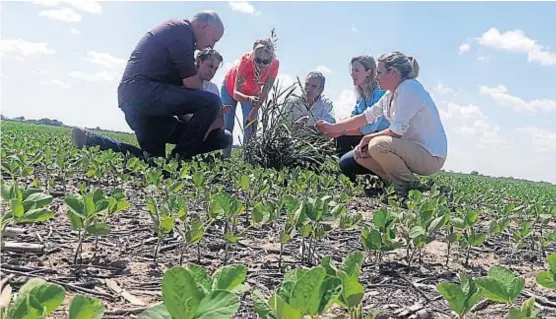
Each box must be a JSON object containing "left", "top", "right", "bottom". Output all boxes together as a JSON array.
[
  {"left": 316, "top": 51, "right": 448, "bottom": 194},
  {"left": 71, "top": 12, "right": 233, "bottom": 160},
  {"left": 220, "top": 38, "right": 280, "bottom": 158},
  {"left": 285, "top": 71, "right": 336, "bottom": 136}
]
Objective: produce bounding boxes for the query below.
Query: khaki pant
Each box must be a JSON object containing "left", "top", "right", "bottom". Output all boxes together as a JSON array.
[{"left": 355, "top": 136, "right": 445, "bottom": 188}]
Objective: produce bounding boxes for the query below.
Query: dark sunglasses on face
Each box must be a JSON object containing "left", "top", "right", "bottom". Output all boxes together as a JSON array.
[{"left": 255, "top": 57, "right": 271, "bottom": 65}]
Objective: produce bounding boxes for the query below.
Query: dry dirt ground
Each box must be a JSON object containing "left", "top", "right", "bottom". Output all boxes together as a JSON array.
[{"left": 1, "top": 178, "right": 555, "bottom": 319}]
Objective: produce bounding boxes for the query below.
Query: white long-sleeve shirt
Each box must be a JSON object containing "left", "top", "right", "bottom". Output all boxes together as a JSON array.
[{"left": 363, "top": 79, "right": 447, "bottom": 159}]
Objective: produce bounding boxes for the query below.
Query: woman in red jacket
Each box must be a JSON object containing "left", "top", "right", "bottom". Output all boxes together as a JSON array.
[{"left": 221, "top": 38, "right": 280, "bottom": 158}]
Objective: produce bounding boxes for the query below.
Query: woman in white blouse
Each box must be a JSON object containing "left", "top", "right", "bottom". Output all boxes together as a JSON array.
[{"left": 316, "top": 51, "right": 447, "bottom": 193}]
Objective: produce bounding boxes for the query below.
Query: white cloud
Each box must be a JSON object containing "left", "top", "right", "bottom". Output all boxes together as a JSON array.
[
  {"left": 476, "top": 28, "right": 556, "bottom": 66},
  {"left": 0, "top": 39, "right": 55, "bottom": 60},
  {"left": 229, "top": 1, "right": 259, "bottom": 15},
  {"left": 315, "top": 65, "right": 331, "bottom": 74},
  {"left": 439, "top": 102, "right": 507, "bottom": 148},
  {"left": 516, "top": 126, "right": 556, "bottom": 153},
  {"left": 70, "top": 26, "right": 80, "bottom": 35},
  {"left": 40, "top": 80, "right": 71, "bottom": 89},
  {"left": 351, "top": 25, "right": 358, "bottom": 33},
  {"left": 478, "top": 55, "right": 491, "bottom": 62},
  {"left": 32, "top": 70, "right": 49, "bottom": 75},
  {"left": 32, "top": 0, "right": 102, "bottom": 14},
  {"left": 333, "top": 89, "right": 356, "bottom": 121},
  {"left": 85, "top": 51, "right": 126, "bottom": 68},
  {"left": 69, "top": 71, "right": 120, "bottom": 82},
  {"left": 434, "top": 82, "right": 455, "bottom": 95},
  {"left": 39, "top": 7, "right": 81, "bottom": 22},
  {"left": 479, "top": 85, "right": 556, "bottom": 115},
  {"left": 459, "top": 42, "right": 470, "bottom": 54}
]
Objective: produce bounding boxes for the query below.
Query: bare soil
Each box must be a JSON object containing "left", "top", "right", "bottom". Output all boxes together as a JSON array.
[{"left": 1, "top": 174, "right": 555, "bottom": 319}]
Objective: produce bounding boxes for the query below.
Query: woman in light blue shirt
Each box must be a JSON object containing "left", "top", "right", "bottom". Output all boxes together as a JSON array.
[{"left": 332, "top": 55, "right": 391, "bottom": 181}]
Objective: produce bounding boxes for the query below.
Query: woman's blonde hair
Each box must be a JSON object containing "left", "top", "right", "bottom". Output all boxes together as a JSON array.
[
  {"left": 252, "top": 38, "right": 275, "bottom": 59},
  {"left": 377, "top": 51, "right": 420, "bottom": 80},
  {"left": 350, "top": 55, "right": 378, "bottom": 101}
]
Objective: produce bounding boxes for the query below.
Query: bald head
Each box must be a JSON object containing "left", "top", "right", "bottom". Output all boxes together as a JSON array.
[{"left": 191, "top": 10, "right": 224, "bottom": 50}]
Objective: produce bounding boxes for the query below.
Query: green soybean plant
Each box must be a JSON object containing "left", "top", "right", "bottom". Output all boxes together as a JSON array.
[
  {"left": 252, "top": 265, "right": 343, "bottom": 319},
  {"left": 436, "top": 272, "right": 482, "bottom": 319},
  {"left": 0, "top": 278, "right": 105, "bottom": 319},
  {"left": 536, "top": 252, "right": 556, "bottom": 289},
  {"left": 138, "top": 264, "right": 248, "bottom": 319},
  {"left": 0, "top": 181, "right": 55, "bottom": 245},
  {"left": 475, "top": 265, "right": 525, "bottom": 306},
  {"left": 319, "top": 252, "right": 369, "bottom": 319},
  {"left": 360, "top": 207, "right": 403, "bottom": 264},
  {"left": 64, "top": 188, "right": 114, "bottom": 264}
]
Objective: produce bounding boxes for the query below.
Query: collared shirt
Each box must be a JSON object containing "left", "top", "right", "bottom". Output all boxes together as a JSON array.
[
  {"left": 288, "top": 94, "right": 336, "bottom": 132},
  {"left": 363, "top": 79, "right": 448, "bottom": 159},
  {"left": 352, "top": 88, "right": 390, "bottom": 135}
]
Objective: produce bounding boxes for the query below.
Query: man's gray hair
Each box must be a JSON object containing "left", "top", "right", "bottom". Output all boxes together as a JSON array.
[{"left": 306, "top": 71, "right": 326, "bottom": 88}]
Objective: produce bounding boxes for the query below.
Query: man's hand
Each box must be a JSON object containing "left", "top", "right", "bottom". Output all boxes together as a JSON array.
[
  {"left": 354, "top": 134, "right": 374, "bottom": 159},
  {"left": 315, "top": 120, "right": 341, "bottom": 137}
]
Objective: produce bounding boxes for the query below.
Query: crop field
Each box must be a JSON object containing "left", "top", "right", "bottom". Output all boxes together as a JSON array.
[{"left": 1, "top": 120, "right": 555, "bottom": 319}]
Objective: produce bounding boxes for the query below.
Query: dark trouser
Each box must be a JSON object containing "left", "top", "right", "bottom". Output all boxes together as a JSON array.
[
  {"left": 118, "top": 79, "right": 222, "bottom": 159},
  {"left": 336, "top": 135, "right": 373, "bottom": 182},
  {"left": 85, "top": 79, "right": 229, "bottom": 160}
]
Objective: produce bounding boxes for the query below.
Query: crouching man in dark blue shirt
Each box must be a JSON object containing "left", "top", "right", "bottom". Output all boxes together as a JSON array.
[{"left": 71, "top": 11, "right": 231, "bottom": 161}]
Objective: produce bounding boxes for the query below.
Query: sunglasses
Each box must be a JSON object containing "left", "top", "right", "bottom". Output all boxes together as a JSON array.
[{"left": 255, "top": 57, "right": 272, "bottom": 65}]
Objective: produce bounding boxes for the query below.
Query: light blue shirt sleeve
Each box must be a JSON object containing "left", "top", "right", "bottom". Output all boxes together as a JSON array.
[
  {"left": 357, "top": 88, "right": 390, "bottom": 134},
  {"left": 320, "top": 98, "right": 336, "bottom": 124}
]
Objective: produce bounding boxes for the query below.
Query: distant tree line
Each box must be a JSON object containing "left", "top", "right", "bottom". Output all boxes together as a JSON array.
[{"left": 2, "top": 115, "right": 64, "bottom": 127}]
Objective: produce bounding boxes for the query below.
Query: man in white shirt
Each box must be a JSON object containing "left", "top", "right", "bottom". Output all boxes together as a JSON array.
[
  {"left": 182, "top": 49, "right": 232, "bottom": 139},
  {"left": 287, "top": 71, "right": 336, "bottom": 135}
]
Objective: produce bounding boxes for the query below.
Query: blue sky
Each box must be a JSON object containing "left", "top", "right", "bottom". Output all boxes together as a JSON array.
[{"left": 1, "top": 0, "right": 555, "bottom": 183}]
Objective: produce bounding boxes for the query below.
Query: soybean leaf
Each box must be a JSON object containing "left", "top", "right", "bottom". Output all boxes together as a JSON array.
[
  {"left": 138, "top": 304, "right": 172, "bottom": 319},
  {"left": 436, "top": 282, "right": 466, "bottom": 316},
  {"left": 162, "top": 267, "right": 203, "bottom": 319},
  {"left": 194, "top": 290, "right": 240, "bottom": 319},
  {"left": 68, "top": 295, "right": 105, "bottom": 319},
  {"left": 290, "top": 266, "right": 326, "bottom": 315},
  {"left": 212, "top": 265, "right": 247, "bottom": 293},
  {"left": 186, "top": 265, "right": 212, "bottom": 297}
]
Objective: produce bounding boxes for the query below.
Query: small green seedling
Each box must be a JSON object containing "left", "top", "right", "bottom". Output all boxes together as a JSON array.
[
  {"left": 138, "top": 264, "right": 248, "bottom": 319},
  {"left": 536, "top": 253, "right": 556, "bottom": 289},
  {"left": 436, "top": 272, "right": 482, "bottom": 319},
  {"left": 475, "top": 265, "right": 525, "bottom": 305}
]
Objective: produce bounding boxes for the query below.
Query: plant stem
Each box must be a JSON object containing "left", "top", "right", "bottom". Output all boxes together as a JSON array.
[
  {"left": 223, "top": 219, "right": 230, "bottom": 266},
  {"left": 446, "top": 240, "right": 452, "bottom": 267},
  {"left": 197, "top": 241, "right": 201, "bottom": 264},
  {"left": 153, "top": 234, "right": 162, "bottom": 265},
  {"left": 301, "top": 237, "right": 306, "bottom": 264},
  {"left": 74, "top": 230, "right": 85, "bottom": 265},
  {"left": 179, "top": 242, "right": 184, "bottom": 266},
  {"left": 279, "top": 241, "right": 284, "bottom": 270}
]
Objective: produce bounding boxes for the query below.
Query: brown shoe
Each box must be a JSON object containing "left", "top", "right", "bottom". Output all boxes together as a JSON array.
[{"left": 71, "top": 127, "right": 92, "bottom": 148}]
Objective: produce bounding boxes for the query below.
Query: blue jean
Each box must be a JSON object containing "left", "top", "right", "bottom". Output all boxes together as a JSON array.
[
  {"left": 118, "top": 79, "right": 223, "bottom": 159},
  {"left": 221, "top": 82, "right": 255, "bottom": 158},
  {"left": 336, "top": 135, "right": 373, "bottom": 182}
]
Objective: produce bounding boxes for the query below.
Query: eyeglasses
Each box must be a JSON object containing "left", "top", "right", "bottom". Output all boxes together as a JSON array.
[{"left": 255, "top": 57, "right": 272, "bottom": 65}]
